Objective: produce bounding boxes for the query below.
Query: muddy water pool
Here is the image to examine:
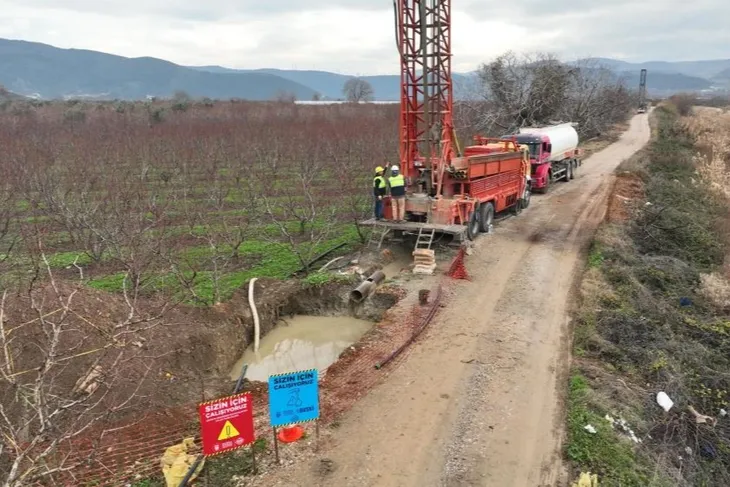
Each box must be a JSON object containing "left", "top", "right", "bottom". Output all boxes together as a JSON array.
[{"left": 229, "top": 315, "right": 373, "bottom": 382}]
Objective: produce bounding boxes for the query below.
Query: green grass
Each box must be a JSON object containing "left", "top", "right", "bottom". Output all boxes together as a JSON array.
[
  {"left": 45, "top": 251, "right": 93, "bottom": 268},
  {"left": 587, "top": 243, "right": 604, "bottom": 269},
  {"left": 302, "top": 270, "right": 354, "bottom": 287},
  {"left": 87, "top": 225, "right": 364, "bottom": 303},
  {"left": 566, "top": 374, "right": 652, "bottom": 486},
  {"left": 205, "top": 438, "right": 267, "bottom": 483}
]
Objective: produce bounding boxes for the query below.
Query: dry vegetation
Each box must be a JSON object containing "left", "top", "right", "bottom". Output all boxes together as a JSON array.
[{"left": 569, "top": 101, "right": 730, "bottom": 485}]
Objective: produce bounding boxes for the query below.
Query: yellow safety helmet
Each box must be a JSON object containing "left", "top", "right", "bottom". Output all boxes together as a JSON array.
[{"left": 375, "top": 166, "right": 384, "bottom": 174}]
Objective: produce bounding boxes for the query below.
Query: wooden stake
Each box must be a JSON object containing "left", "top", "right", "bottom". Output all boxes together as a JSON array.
[{"left": 273, "top": 427, "right": 280, "bottom": 464}]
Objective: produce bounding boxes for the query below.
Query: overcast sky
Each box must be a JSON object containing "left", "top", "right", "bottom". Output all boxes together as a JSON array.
[{"left": 1, "top": 0, "right": 728, "bottom": 74}]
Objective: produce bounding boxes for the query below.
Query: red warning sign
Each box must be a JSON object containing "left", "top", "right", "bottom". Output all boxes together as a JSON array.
[{"left": 198, "top": 392, "right": 255, "bottom": 456}]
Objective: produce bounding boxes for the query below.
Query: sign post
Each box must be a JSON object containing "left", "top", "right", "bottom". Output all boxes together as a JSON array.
[
  {"left": 268, "top": 369, "right": 320, "bottom": 463},
  {"left": 198, "top": 392, "right": 255, "bottom": 457}
]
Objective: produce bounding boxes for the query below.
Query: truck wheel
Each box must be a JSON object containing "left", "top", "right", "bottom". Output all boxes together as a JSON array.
[
  {"left": 512, "top": 199, "right": 522, "bottom": 216},
  {"left": 563, "top": 163, "right": 572, "bottom": 182},
  {"left": 522, "top": 188, "right": 531, "bottom": 208},
  {"left": 570, "top": 160, "right": 577, "bottom": 179},
  {"left": 479, "top": 202, "right": 494, "bottom": 232},
  {"left": 467, "top": 210, "right": 480, "bottom": 240}
]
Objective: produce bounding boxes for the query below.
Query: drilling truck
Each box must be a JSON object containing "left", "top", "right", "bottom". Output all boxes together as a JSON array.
[
  {"left": 360, "top": 0, "right": 530, "bottom": 245},
  {"left": 502, "top": 123, "right": 583, "bottom": 194}
]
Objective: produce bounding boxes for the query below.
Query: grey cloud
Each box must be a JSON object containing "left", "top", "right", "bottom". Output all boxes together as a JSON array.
[
  {"left": 7, "top": 0, "right": 387, "bottom": 20},
  {"left": 4, "top": 0, "right": 730, "bottom": 73},
  {"left": 462, "top": 0, "right": 636, "bottom": 21},
  {"left": 555, "top": 2, "right": 730, "bottom": 62}
]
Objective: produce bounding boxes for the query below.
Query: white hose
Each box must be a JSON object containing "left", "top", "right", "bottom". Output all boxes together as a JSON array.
[
  {"left": 248, "top": 278, "right": 260, "bottom": 353},
  {"left": 319, "top": 256, "right": 344, "bottom": 272}
]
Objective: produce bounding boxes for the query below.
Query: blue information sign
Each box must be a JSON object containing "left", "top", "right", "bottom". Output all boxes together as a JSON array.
[{"left": 268, "top": 369, "right": 320, "bottom": 427}]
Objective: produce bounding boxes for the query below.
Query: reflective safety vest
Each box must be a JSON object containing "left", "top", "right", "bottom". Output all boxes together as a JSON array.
[
  {"left": 373, "top": 175, "right": 385, "bottom": 189},
  {"left": 388, "top": 174, "right": 404, "bottom": 187},
  {"left": 388, "top": 174, "right": 405, "bottom": 197}
]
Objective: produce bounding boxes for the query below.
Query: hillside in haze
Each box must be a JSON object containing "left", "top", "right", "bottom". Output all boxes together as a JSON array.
[
  {"left": 188, "top": 66, "right": 474, "bottom": 100},
  {"left": 584, "top": 57, "right": 730, "bottom": 81},
  {"left": 0, "top": 38, "right": 316, "bottom": 101},
  {"left": 1, "top": 37, "right": 727, "bottom": 101}
]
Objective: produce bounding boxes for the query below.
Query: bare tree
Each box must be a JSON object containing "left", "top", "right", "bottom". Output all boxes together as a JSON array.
[
  {"left": 343, "top": 78, "right": 375, "bottom": 103},
  {"left": 476, "top": 51, "right": 574, "bottom": 132},
  {"left": 0, "top": 254, "right": 168, "bottom": 486},
  {"left": 169, "top": 159, "right": 261, "bottom": 305},
  {"left": 253, "top": 147, "right": 339, "bottom": 275},
  {"left": 0, "top": 182, "right": 18, "bottom": 268},
  {"left": 469, "top": 51, "right": 633, "bottom": 138}
]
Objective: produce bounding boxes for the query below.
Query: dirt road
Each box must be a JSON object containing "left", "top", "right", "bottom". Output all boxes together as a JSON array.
[{"left": 260, "top": 113, "right": 651, "bottom": 487}]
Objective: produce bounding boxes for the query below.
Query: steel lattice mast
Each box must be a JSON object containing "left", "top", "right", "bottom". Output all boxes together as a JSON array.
[
  {"left": 638, "top": 69, "right": 647, "bottom": 107},
  {"left": 394, "top": 0, "right": 455, "bottom": 197}
]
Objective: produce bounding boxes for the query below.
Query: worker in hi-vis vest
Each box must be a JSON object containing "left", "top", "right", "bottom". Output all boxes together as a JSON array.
[
  {"left": 388, "top": 165, "right": 406, "bottom": 222},
  {"left": 373, "top": 166, "right": 386, "bottom": 220}
]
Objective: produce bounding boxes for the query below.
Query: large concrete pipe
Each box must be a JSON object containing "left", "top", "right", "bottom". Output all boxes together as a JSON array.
[{"left": 350, "top": 270, "right": 386, "bottom": 303}]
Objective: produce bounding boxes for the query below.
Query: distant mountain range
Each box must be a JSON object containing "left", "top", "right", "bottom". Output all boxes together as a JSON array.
[{"left": 1, "top": 38, "right": 728, "bottom": 101}]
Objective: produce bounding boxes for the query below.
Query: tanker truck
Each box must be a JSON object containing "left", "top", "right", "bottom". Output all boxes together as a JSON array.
[{"left": 501, "top": 123, "right": 583, "bottom": 193}]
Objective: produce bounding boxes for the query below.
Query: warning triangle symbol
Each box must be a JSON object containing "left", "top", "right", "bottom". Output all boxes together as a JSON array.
[{"left": 217, "top": 420, "right": 240, "bottom": 440}]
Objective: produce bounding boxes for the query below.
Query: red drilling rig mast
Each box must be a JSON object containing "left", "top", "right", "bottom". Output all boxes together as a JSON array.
[
  {"left": 362, "top": 0, "right": 529, "bottom": 244},
  {"left": 395, "top": 0, "right": 457, "bottom": 197}
]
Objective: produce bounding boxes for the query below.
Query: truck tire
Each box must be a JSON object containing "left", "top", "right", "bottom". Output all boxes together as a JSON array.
[
  {"left": 512, "top": 199, "right": 522, "bottom": 216},
  {"left": 479, "top": 202, "right": 494, "bottom": 232},
  {"left": 563, "top": 163, "right": 572, "bottom": 182},
  {"left": 522, "top": 188, "right": 531, "bottom": 208},
  {"left": 467, "top": 209, "right": 480, "bottom": 240},
  {"left": 570, "top": 160, "right": 577, "bottom": 179}
]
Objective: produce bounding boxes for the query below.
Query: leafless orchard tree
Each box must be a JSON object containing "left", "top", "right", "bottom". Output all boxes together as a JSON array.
[
  {"left": 324, "top": 139, "right": 375, "bottom": 243},
  {"left": 462, "top": 51, "right": 633, "bottom": 139},
  {"left": 343, "top": 78, "right": 375, "bottom": 103},
  {"left": 253, "top": 146, "right": 339, "bottom": 275},
  {"left": 0, "top": 253, "right": 168, "bottom": 487},
  {"left": 170, "top": 159, "right": 261, "bottom": 304},
  {"left": 0, "top": 183, "right": 18, "bottom": 269}
]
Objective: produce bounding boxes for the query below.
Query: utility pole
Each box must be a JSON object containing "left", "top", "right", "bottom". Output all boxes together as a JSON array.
[{"left": 638, "top": 69, "right": 647, "bottom": 111}]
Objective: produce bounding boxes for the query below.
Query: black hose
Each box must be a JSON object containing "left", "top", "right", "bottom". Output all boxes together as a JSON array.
[
  {"left": 393, "top": 0, "right": 402, "bottom": 55},
  {"left": 233, "top": 363, "right": 248, "bottom": 395}
]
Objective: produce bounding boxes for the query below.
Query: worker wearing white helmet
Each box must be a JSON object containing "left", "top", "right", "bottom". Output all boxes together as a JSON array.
[{"left": 388, "top": 164, "right": 406, "bottom": 222}]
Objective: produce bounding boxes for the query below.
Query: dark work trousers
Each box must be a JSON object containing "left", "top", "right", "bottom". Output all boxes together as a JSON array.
[{"left": 374, "top": 197, "right": 384, "bottom": 220}]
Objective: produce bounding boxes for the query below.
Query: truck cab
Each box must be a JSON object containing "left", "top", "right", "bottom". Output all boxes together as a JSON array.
[{"left": 501, "top": 134, "right": 552, "bottom": 189}]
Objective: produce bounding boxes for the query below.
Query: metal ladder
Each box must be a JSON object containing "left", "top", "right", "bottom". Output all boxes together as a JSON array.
[
  {"left": 367, "top": 223, "right": 391, "bottom": 250},
  {"left": 414, "top": 227, "right": 436, "bottom": 251}
]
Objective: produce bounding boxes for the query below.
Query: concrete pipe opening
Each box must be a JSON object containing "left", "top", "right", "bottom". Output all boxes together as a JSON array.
[{"left": 349, "top": 270, "right": 385, "bottom": 303}]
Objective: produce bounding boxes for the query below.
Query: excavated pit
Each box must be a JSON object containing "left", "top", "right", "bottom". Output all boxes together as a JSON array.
[{"left": 203, "top": 277, "right": 399, "bottom": 385}]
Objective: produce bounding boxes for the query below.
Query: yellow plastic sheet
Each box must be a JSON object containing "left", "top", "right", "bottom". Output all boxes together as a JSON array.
[
  {"left": 160, "top": 437, "right": 205, "bottom": 487},
  {"left": 571, "top": 471, "right": 599, "bottom": 487}
]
